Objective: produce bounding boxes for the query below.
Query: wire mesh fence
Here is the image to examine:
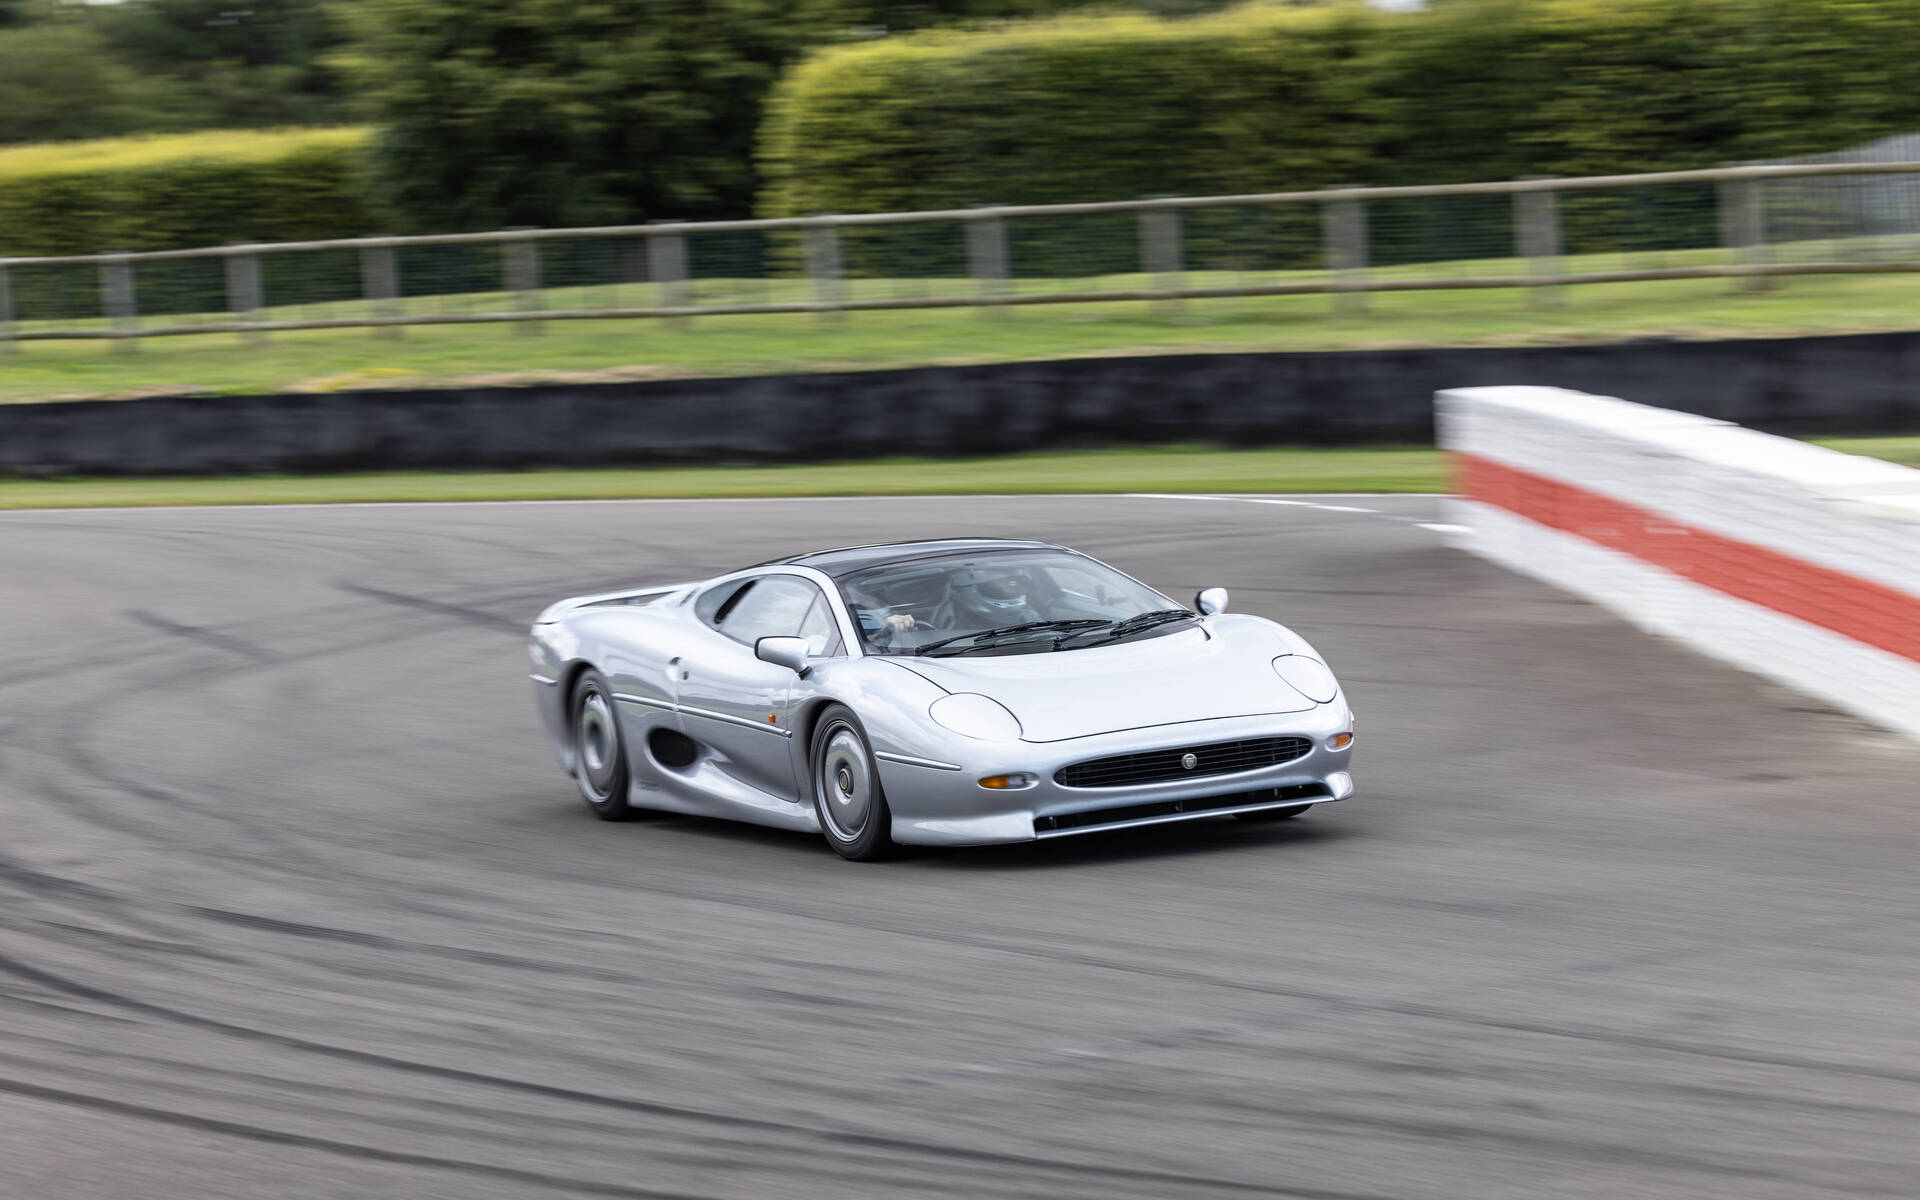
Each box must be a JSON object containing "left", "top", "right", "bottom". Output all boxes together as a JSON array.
[
  {"left": 5, "top": 160, "right": 1920, "bottom": 349},
  {"left": 1766, "top": 134, "right": 1920, "bottom": 264}
]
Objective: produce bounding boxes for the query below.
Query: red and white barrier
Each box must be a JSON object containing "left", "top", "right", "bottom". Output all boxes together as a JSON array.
[{"left": 1438, "top": 386, "right": 1920, "bottom": 738}]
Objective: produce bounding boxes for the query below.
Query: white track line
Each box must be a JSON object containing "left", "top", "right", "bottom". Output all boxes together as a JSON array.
[
  {"left": 0, "top": 492, "right": 1447, "bottom": 518},
  {"left": 1122, "top": 492, "right": 1481, "bottom": 532}
]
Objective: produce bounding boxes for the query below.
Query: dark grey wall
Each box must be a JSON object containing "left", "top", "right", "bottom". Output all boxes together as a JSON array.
[{"left": 6, "top": 332, "right": 1918, "bottom": 477}]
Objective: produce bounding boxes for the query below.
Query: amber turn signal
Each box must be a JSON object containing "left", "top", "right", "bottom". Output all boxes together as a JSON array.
[
  {"left": 977, "top": 773, "right": 1036, "bottom": 790},
  {"left": 1327, "top": 732, "right": 1354, "bottom": 750}
]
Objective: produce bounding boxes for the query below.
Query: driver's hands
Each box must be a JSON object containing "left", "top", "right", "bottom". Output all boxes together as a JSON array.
[{"left": 882, "top": 613, "right": 917, "bottom": 634}]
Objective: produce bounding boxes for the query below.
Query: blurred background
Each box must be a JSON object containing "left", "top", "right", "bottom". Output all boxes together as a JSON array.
[{"left": 5, "top": 0, "right": 1920, "bottom": 426}]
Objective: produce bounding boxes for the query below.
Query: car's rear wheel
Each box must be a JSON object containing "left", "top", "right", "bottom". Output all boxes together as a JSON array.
[
  {"left": 1234, "top": 804, "right": 1312, "bottom": 823},
  {"left": 810, "top": 705, "right": 893, "bottom": 861},
  {"left": 571, "top": 670, "right": 635, "bottom": 821}
]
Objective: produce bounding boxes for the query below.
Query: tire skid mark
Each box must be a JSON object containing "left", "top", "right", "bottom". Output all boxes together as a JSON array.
[
  {"left": 0, "top": 991, "right": 144, "bottom": 1026},
  {"left": 53, "top": 721, "right": 331, "bottom": 886},
  {"left": 2, "top": 593, "right": 554, "bottom": 915},
  {"left": 0, "top": 1034, "right": 698, "bottom": 1142},
  {"left": 0, "top": 1066, "right": 1198, "bottom": 1200},
  {"left": 0, "top": 852, "right": 207, "bottom": 945},
  {"left": 0, "top": 950, "right": 1327, "bottom": 1198},
  {"left": 0, "top": 1046, "right": 896, "bottom": 1181},
  {"left": 0, "top": 1073, "right": 718, "bottom": 1200},
  {"left": 125, "top": 609, "right": 279, "bottom": 663},
  {"left": 563, "top": 869, "right": 1920, "bottom": 1093},
  {"left": 190, "top": 907, "right": 654, "bottom": 987},
  {"left": 0, "top": 1045, "right": 1180, "bottom": 1200},
  {"left": 27, "top": 919, "right": 232, "bottom": 962},
  {"left": 5, "top": 572, "right": 574, "bottom": 909},
  {"left": 338, "top": 582, "right": 533, "bottom": 633},
  {"left": 1155, "top": 1085, "right": 1860, "bottom": 1189}
]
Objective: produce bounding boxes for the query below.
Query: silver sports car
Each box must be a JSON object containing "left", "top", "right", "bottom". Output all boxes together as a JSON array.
[{"left": 529, "top": 539, "right": 1355, "bottom": 860}]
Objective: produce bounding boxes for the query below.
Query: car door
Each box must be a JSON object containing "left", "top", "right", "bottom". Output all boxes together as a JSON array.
[{"left": 679, "top": 573, "right": 844, "bottom": 802}]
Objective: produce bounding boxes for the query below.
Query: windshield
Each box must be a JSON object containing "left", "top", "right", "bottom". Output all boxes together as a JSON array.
[{"left": 836, "top": 548, "right": 1192, "bottom": 656}]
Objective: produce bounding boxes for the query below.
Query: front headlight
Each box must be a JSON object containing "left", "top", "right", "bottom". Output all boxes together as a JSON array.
[
  {"left": 929, "top": 693, "right": 1023, "bottom": 742},
  {"left": 1272, "top": 655, "right": 1339, "bottom": 703}
]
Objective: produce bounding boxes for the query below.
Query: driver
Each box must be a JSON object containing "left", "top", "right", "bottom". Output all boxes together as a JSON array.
[
  {"left": 845, "top": 584, "right": 921, "bottom": 649},
  {"left": 853, "top": 564, "right": 1043, "bottom": 648},
  {"left": 944, "top": 565, "right": 1041, "bottom": 630}
]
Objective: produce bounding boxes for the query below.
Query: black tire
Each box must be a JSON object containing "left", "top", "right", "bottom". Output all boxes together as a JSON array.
[
  {"left": 570, "top": 670, "right": 636, "bottom": 821},
  {"left": 1234, "top": 804, "right": 1312, "bottom": 823},
  {"left": 809, "top": 704, "right": 894, "bottom": 861}
]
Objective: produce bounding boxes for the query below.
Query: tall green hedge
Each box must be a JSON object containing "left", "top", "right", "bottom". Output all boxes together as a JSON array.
[
  {"left": 759, "top": 0, "right": 1920, "bottom": 271},
  {"left": 761, "top": 6, "right": 1379, "bottom": 215},
  {"left": 0, "top": 127, "right": 376, "bottom": 257}
]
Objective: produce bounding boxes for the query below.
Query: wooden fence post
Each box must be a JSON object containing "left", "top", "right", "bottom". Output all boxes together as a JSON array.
[
  {"left": 649, "top": 223, "right": 691, "bottom": 329},
  {"left": 1322, "top": 190, "right": 1369, "bottom": 314},
  {"left": 1719, "top": 172, "right": 1773, "bottom": 292},
  {"left": 1140, "top": 205, "right": 1183, "bottom": 319},
  {"left": 966, "top": 209, "right": 1009, "bottom": 318},
  {"left": 225, "top": 246, "right": 266, "bottom": 344},
  {"left": 101, "top": 254, "right": 138, "bottom": 353},
  {"left": 0, "top": 261, "right": 13, "bottom": 357},
  {"left": 1515, "top": 182, "right": 1563, "bottom": 309},
  {"left": 804, "top": 219, "right": 845, "bottom": 322},
  {"left": 361, "top": 245, "right": 401, "bottom": 337},
  {"left": 505, "top": 234, "right": 543, "bottom": 335}
]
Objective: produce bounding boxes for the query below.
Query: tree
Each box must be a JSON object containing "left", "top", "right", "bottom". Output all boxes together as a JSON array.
[
  {"left": 0, "top": 0, "right": 347, "bottom": 145},
  {"left": 95, "top": 0, "right": 347, "bottom": 129},
  {"left": 346, "top": 0, "right": 1126, "bottom": 230},
  {"left": 0, "top": 20, "right": 171, "bottom": 144},
  {"left": 350, "top": 0, "right": 854, "bottom": 229}
]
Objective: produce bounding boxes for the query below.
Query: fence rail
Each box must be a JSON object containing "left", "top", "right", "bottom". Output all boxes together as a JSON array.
[{"left": 6, "top": 161, "right": 1920, "bottom": 349}]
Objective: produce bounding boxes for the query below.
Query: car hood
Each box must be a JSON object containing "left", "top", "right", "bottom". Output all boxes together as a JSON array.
[{"left": 893, "top": 619, "right": 1320, "bottom": 743}]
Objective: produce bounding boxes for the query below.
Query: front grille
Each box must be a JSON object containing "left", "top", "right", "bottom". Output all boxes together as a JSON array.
[
  {"left": 1034, "top": 783, "right": 1331, "bottom": 834},
  {"left": 1054, "top": 735, "right": 1313, "bottom": 788}
]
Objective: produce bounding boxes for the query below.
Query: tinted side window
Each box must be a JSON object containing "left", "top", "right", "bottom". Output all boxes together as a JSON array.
[
  {"left": 714, "top": 576, "right": 826, "bottom": 647},
  {"left": 797, "top": 594, "right": 844, "bottom": 657}
]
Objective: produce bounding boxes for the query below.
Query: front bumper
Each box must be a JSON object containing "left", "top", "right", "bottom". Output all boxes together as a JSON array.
[{"left": 881, "top": 706, "right": 1354, "bottom": 846}]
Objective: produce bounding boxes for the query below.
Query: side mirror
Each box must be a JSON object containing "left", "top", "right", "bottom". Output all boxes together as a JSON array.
[
  {"left": 755, "top": 635, "right": 812, "bottom": 677},
  {"left": 1194, "top": 587, "right": 1229, "bottom": 616}
]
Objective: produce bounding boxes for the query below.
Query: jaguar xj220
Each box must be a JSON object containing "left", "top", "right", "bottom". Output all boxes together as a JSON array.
[{"left": 529, "top": 539, "right": 1354, "bottom": 860}]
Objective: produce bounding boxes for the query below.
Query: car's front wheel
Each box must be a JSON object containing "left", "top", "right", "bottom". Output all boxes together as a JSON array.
[
  {"left": 810, "top": 705, "right": 893, "bottom": 861},
  {"left": 571, "top": 670, "right": 635, "bottom": 821}
]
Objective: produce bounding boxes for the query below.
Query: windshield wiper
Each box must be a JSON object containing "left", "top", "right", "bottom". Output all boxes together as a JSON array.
[
  {"left": 917, "top": 619, "right": 1109, "bottom": 657},
  {"left": 1056, "top": 608, "right": 1199, "bottom": 648}
]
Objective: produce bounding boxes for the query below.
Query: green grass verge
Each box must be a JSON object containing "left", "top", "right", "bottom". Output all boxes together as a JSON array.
[
  {"left": 9, "top": 258, "right": 1920, "bottom": 403},
  {"left": 1818, "top": 436, "right": 1920, "bottom": 467},
  {"left": 0, "top": 446, "right": 1445, "bottom": 510},
  {"left": 0, "top": 438, "right": 1907, "bottom": 511}
]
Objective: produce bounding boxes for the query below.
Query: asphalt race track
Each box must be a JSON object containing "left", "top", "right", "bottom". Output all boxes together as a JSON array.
[{"left": 1, "top": 495, "right": 1916, "bottom": 1200}]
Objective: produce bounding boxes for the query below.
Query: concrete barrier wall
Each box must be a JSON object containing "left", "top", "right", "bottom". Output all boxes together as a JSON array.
[
  {"left": 1439, "top": 385, "right": 1920, "bottom": 738},
  {"left": 5, "top": 331, "right": 1920, "bottom": 477}
]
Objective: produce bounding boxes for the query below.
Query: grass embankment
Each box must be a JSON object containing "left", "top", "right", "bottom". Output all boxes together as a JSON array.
[
  {"left": 8, "top": 262, "right": 1920, "bottom": 403},
  {"left": 0, "top": 447, "right": 1436, "bottom": 509},
  {"left": 1819, "top": 436, "right": 1920, "bottom": 467},
  {"left": 0, "top": 439, "right": 1911, "bottom": 511}
]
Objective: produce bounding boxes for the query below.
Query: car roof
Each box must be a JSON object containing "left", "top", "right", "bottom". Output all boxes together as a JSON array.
[{"left": 765, "top": 538, "right": 1064, "bottom": 580}]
